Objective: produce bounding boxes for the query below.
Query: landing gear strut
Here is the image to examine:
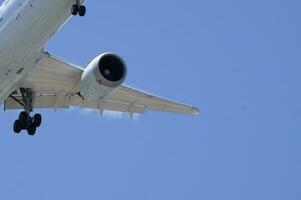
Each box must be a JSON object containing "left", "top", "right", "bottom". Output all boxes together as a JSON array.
[
  {"left": 11, "top": 88, "right": 42, "bottom": 136},
  {"left": 71, "top": 0, "right": 86, "bottom": 16}
]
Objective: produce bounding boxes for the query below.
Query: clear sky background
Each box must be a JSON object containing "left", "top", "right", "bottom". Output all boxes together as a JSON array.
[{"left": 0, "top": 0, "right": 300, "bottom": 199}]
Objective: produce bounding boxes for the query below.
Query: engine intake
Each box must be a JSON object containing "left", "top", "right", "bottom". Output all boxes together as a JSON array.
[
  {"left": 98, "top": 54, "right": 126, "bottom": 82},
  {"left": 92, "top": 53, "right": 127, "bottom": 88}
]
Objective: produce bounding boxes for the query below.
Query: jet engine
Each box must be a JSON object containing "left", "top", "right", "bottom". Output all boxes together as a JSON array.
[{"left": 80, "top": 53, "right": 127, "bottom": 101}]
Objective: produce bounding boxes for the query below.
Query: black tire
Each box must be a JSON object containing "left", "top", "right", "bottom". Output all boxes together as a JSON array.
[
  {"left": 79, "top": 5, "right": 86, "bottom": 17},
  {"left": 33, "top": 113, "right": 42, "bottom": 127},
  {"left": 13, "top": 120, "right": 22, "bottom": 134},
  {"left": 27, "top": 123, "right": 36, "bottom": 136},
  {"left": 19, "top": 111, "right": 29, "bottom": 127},
  {"left": 71, "top": 4, "right": 79, "bottom": 15}
]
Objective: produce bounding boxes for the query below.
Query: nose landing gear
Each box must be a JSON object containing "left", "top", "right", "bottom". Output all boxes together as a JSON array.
[
  {"left": 71, "top": 1, "right": 86, "bottom": 17},
  {"left": 10, "top": 88, "right": 42, "bottom": 136}
]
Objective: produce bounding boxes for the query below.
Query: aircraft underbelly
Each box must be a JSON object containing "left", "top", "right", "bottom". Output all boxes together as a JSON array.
[{"left": 0, "top": 0, "right": 74, "bottom": 104}]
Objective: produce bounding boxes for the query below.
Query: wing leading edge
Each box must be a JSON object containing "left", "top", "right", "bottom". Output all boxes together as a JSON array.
[{"left": 5, "top": 52, "right": 200, "bottom": 116}]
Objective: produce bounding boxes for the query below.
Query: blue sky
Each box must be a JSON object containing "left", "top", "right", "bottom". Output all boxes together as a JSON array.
[{"left": 0, "top": 0, "right": 300, "bottom": 199}]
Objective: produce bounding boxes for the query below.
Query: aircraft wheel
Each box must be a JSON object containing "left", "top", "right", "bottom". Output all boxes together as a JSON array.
[
  {"left": 71, "top": 4, "right": 79, "bottom": 15},
  {"left": 13, "top": 120, "right": 22, "bottom": 134},
  {"left": 33, "top": 113, "right": 42, "bottom": 127},
  {"left": 79, "top": 5, "right": 86, "bottom": 17},
  {"left": 27, "top": 123, "right": 37, "bottom": 136},
  {"left": 19, "top": 111, "right": 29, "bottom": 127}
]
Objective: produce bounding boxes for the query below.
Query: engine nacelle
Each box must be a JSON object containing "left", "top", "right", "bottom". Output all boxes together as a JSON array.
[{"left": 80, "top": 53, "right": 127, "bottom": 101}]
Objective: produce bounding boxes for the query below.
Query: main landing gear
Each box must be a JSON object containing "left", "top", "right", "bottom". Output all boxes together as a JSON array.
[
  {"left": 71, "top": 1, "right": 86, "bottom": 17},
  {"left": 11, "top": 88, "right": 42, "bottom": 136}
]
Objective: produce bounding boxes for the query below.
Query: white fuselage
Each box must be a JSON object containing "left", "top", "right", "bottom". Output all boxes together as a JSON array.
[{"left": 0, "top": 0, "right": 80, "bottom": 103}]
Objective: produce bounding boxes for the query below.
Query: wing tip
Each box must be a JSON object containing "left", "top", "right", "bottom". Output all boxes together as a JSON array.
[{"left": 192, "top": 107, "right": 200, "bottom": 116}]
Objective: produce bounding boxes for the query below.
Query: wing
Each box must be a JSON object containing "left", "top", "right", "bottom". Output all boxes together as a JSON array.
[{"left": 5, "top": 52, "right": 200, "bottom": 116}]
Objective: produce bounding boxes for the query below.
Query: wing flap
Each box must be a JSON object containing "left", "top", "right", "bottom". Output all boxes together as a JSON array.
[
  {"left": 5, "top": 94, "right": 146, "bottom": 114},
  {"left": 110, "top": 85, "right": 200, "bottom": 115}
]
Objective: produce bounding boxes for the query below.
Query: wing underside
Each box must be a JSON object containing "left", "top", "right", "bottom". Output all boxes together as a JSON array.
[{"left": 5, "top": 52, "right": 199, "bottom": 116}]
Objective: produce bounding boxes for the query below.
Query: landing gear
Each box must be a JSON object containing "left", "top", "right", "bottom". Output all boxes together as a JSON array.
[
  {"left": 11, "top": 88, "right": 42, "bottom": 136},
  {"left": 14, "top": 112, "right": 42, "bottom": 135},
  {"left": 71, "top": 1, "right": 86, "bottom": 16}
]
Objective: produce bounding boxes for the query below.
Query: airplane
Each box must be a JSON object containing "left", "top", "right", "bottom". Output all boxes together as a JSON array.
[{"left": 0, "top": 0, "right": 199, "bottom": 136}]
